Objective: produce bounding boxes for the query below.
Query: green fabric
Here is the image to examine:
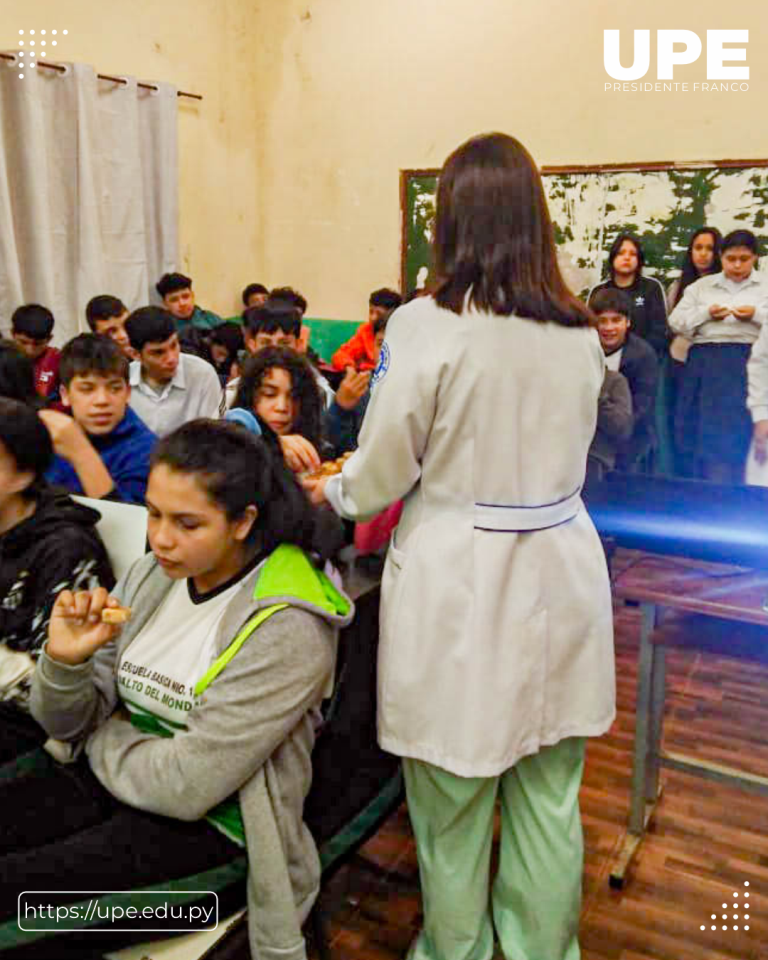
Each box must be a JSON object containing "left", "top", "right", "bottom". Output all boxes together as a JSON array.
[
  {"left": 252, "top": 543, "right": 351, "bottom": 618},
  {"left": 403, "top": 738, "right": 586, "bottom": 960}
]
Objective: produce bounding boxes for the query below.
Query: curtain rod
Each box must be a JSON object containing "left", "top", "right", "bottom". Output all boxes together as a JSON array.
[{"left": 0, "top": 53, "right": 202, "bottom": 99}]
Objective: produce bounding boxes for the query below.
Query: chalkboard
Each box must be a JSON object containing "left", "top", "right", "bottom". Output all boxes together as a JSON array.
[{"left": 401, "top": 160, "right": 768, "bottom": 297}]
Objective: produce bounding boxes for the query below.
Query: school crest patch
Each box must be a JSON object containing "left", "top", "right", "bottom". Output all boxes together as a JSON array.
[{"left": 371, "top": 342, "right": 390, "bottom": 387}]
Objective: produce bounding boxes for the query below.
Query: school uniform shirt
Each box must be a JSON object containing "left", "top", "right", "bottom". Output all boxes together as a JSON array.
[
  {"left": 588, "top": 275, "right": 668, "bottom": 356},
  {"left": 324, "top": 295, "right": 615, "bottom": 778},
  {"left": 129, "top": 352, "right": 224, "bottom": 437},
  {"left": 33, "top": 347, "right": 61, "bottom": 400},
  {"left": 46, "top": 406, "right": 156, "bottom": 506},
  {"left": 669, "top": 271, "right": 768, "bottom": 345}
]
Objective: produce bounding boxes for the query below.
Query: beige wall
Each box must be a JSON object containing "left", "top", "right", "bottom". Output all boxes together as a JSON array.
[
  {"left": 255, "top": 0, "right": 768, "bottom": 320},
  {"left": 4, "top": 1, "right": 768, "bottom": 320}
]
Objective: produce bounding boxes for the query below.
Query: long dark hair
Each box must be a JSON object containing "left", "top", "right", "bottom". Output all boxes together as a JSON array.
[
  {"left": 233, "top": 346, "right": 324, "bottom": 450},
  {"left": 432, "top": 133, "right": 592, "bottom": 327},
  {"left": 150, "top": 420, "right": 342, "bottom": 561},
  {"left": 606, "top": 234, "right": 644, "bottom": 282},
  {"left": 671, "top": 227, "right": 723, "bottom": 308}
]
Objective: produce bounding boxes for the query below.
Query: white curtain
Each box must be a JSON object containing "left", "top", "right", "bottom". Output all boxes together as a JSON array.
[{"left": 0, "top": 56, "right": 178, "bottom": 345}]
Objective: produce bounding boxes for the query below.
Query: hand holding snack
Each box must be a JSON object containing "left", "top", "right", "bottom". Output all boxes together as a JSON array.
[
  {"left": 47, "top": 588, "right": 127, "bottom": 666},
  {"left": 278, "top": 435, "right": 322, "bottom": 474},
  {"left": 708, "top": 303, "right": 731, "bottom": 321}
]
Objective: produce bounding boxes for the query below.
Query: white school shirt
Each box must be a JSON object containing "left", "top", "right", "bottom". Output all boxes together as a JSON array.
[
  {"left": 117, "top": 575, "right": 251, "bottom": 730},
  {"left": 668, "top": 272, "right": 768, "bottom": 345},
  {"left": 129, "top": 353, "right": 224, "bottom": 437},
  {"left": 323, "top": 296, "right": 615, "bottom": 778},
  {"left": 604, "top": 348, "right": 623, "bottom": 372}
]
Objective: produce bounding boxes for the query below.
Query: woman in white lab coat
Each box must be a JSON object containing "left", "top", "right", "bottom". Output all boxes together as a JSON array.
[{"left": 304, "top": 133, "right": 615, "bottom": 960}]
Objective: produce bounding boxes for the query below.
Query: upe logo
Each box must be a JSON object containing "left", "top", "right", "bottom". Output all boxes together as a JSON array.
[{"left": 604, "top": 29, "right": 748, "bottom": 81}]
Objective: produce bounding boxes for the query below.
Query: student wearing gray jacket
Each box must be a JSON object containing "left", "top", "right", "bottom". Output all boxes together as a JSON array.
[{"left": 0, "top": 420, "right": 352, "bottom": 960}]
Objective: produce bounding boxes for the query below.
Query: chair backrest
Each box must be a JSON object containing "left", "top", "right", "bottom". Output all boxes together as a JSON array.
[{"left": 72, "top": 497, "right": 148, "bottom": 583}]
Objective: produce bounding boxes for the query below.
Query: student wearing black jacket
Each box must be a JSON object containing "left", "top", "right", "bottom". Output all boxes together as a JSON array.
[
  {"left": 0, "top": 398, "right": 113, "bottom": 760},
  {"left": 588, "top": 234, "right": 668, "bottom": 357},
  {"left": 591, "top": 288, "right": 660, "bottom": 470}
]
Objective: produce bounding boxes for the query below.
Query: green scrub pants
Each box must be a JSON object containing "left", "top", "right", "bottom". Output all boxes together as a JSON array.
[{"left": 402, "top": 737, "right": 585, "bottom": 960}]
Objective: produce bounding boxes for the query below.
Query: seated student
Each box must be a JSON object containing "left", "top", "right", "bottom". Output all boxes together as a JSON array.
[
  {"left": 229, "top": 301, "right": 335, "bottom": 409},
  {"left": 42, "top": 334, "right": 156, "bottom": 506},
  {"left": 325, "top": 309, "right": 390, "bottom": 455},
  {"left": 126, "top": 306, "right": 224, "bottom": 436},
  {"left": 241, "top": 282, "right": 269, "bottom": 310},
  {"left": 331, "top": 288, "right": 402, "bottom": 372},
  {"left": 588, "top": 235, "right": 668, "bottom": 357},
  {"left": 156, "top": 272, "right": 222, "bottom": 333},
  {"left": 209, "top": 322, "right": 244, "bottom": 386},
  {"left": 0, "top": 397, "right": 114, "bottom": 761},
  {"left": 231, "top": 346, "right": 326, "bottom": 474},
  {"left": 585, "top": 370, "right": 633, "bottom": 491},
  {"left": 591, "top": 288, "right": 659, "bottom": 471},
  {"left": 0, "top": 420, "right": 351, "bottom": 960},
  {"left": 0, "top": 339, "right": 40, "bottom": 406},
  {"left": 85, "top": 295, "right": 136, "bottom": 360},
  {"left": 10, "top": 304, "right": 60, "bottom": 401},
  {"left": 672, "top": 229, "right": 768, "bottom": 484}
]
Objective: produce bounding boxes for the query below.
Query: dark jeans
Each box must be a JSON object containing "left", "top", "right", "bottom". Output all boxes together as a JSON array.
[
  {"left": 0, "top": 703, "right": 48, "bottom": 764},
  {"left": 0, "top": 720, "right": 242, "bottom": 958}
]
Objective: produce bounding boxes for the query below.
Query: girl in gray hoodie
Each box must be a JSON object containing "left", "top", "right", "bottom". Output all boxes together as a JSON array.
[{"left": 0, "top": 419, "right": 352, "bottom": 960}]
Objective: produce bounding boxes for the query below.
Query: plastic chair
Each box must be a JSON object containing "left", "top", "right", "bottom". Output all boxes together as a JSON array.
[{"left": 71, "top": 496, "right": 148, "bottom": 583}]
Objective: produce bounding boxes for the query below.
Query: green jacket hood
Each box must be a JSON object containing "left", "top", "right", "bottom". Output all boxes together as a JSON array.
[{"left": 252, "top": 543, "right": 354, "bottom": 628}]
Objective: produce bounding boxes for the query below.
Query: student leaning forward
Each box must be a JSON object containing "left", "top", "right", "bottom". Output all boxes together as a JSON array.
[
  {"left": 0, "top": 420, "right": 352, "bottom": 960},
  {"left": 305, "top": 132, "right": 615, "bottom": 960}
]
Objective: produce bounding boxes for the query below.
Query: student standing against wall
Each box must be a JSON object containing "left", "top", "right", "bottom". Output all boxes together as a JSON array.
[{"left": 304, "top": 132, "right": 615, "bottom": 960}]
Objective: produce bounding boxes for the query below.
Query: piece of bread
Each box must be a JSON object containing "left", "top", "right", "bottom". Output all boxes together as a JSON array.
[
  {"left": 101, "top": 606, "right": 132, "bottom": 625},
  {"left": 306, "top": 451, "right": 355, "bottom": 481}
]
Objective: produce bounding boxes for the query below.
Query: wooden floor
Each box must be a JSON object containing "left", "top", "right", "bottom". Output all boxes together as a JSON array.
[{"left": 310, "top": 562, "right": 768, "bottom": 960}]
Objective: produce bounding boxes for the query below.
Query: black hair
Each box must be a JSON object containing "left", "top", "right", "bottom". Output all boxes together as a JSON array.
[
  {"left": 372, "top": 310, "right": 392, "bottom": 336},
  {"left": 722, "top": 229, "right": 759, "bottom": 254},
  {"left": 156, "top": 273, "right": 192, "bottom": 299},
  {"left": 59, "top": 334, "right": 129, "bottom": 386},
  {"left": 433, "top": 133, "right": 592, "bottom": 327},
  {"left": 0, "top": 396, "right": 54, "bottom": 498},
  {"left": 243, "top": 302, "right": 302, "bottom": 339},
  {"left": 150, "top": 420, "right": 342, "bottom": 560},
  {"left": 369, "top": 288, "right": 402, "bottom": 311},
  {"left": 233, "top": 346, "right": 324, "bottom": 450},
  {"left": 269, "top": 287, "right": 308, "bottom": 316},
  {"left": 670, "top": 228, "right": 723, "bottom": 309},
  {"left": 86, "top": 295, "right": 127, "bottom": 331},
  {"left": 209, "top": 323, "right": 245, "bottom": 381},
  {"left": 125, "top": 307, "right": 177, "bottom": 352},
  {"left": 11, "top": 304, "right": 54, "bottom": 340},
  {"left": 588, "top": 288, "right": 632, "bottom": 317},
  {"left": 0, "top": 340, "right": 39, "bottom": 406},
  {"left": 607, "top": 234, "right": 645, "bottom": 281},
  {"left": 242, "top": 283, "right": 269, "bottom": 306}
]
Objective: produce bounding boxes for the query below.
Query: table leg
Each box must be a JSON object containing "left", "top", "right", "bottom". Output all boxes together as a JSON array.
[
  {"left": 646, "top": 639, "right": 666, "bottom": 802},
  {"left": 609, "top": 602, "right": 663, "bottom": 888}
]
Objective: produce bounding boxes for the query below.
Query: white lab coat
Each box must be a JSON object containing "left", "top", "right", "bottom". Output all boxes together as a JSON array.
[{"left": 326, "top": 296, "right": 615, "bottom": 778}]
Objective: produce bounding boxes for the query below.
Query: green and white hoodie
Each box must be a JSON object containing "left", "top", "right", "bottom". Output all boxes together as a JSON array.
[{"left": 31, "top": 544, "right": 354, "bottom": 960}]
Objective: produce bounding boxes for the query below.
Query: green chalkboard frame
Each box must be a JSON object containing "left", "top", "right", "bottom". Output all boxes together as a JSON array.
[{"left": 400, "top": 158, "right": 768, "bottom": 297}]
